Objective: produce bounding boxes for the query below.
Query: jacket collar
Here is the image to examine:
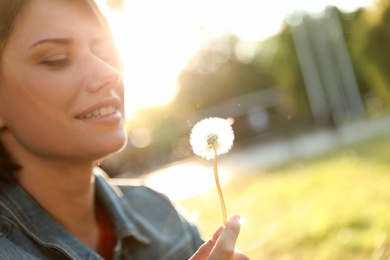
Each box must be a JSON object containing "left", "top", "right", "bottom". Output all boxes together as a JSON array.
[{"left": 94, "top": 167, "right": 150, "bottom": 244}]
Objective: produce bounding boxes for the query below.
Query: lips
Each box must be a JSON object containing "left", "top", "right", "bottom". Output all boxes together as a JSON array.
[{"left": 77, "top": 105, "right": 117, "bottom": 119}]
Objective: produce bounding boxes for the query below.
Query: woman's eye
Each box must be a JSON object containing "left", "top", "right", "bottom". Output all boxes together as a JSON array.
[{"left": 40, "top": 58, "right": 70, "bottom": 68}]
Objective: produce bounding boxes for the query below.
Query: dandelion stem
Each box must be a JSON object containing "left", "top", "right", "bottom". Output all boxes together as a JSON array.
[{"left": 213, "top": 149, "right": 227, "bottom": 225}]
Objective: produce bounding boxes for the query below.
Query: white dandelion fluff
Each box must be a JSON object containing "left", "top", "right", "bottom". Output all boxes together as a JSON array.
[{"left": 190, "top": 117, "right": 235, "bottom": 160}]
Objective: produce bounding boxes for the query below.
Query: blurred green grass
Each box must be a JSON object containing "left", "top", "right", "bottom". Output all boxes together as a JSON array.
[{"left": 179, "top": 133, "right": 390, "bottom": 259}]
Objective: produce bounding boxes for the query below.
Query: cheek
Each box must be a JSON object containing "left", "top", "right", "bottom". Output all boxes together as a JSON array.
[
  {"left": 22, "top": 71, "right": 78, "bottom": 109},
  {"left": 0, "top": 69, "right": 76, "bottom": 132},
  {"left": 0, "top": 84, "right": 79, "bottom": 160}
]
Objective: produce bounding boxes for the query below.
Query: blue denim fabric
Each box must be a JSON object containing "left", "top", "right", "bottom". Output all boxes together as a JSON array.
[{"left": 0, "top": 170, "right": 204, "bottom": 259}]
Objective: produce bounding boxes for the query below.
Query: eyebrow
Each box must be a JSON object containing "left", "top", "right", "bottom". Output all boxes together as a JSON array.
[{"left": 29, "top": 38, "right": 73, "bottom": 50}]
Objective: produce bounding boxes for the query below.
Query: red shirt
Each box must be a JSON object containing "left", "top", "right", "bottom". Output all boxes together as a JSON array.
[{"left": 96, "top": 200, "right": 116, "bottom": 260}]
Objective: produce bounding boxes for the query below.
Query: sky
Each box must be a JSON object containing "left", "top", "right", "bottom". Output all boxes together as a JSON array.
[{"left": 107, "top": 0, "right": 375, "bottom": 118}]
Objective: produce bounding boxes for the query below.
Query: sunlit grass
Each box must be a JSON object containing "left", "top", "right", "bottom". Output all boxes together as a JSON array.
[{"left": 179, "top": 134, "right": 390, "bottom": 259}]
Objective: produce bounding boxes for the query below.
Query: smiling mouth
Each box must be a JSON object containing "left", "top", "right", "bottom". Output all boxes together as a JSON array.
[{"left": 77, "top": 105, "right": 118, "bottom": 119}]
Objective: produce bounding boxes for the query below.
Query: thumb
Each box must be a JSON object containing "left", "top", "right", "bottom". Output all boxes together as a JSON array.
[{"left": 208, "top": 214, "right": 241, "bottom": 260}]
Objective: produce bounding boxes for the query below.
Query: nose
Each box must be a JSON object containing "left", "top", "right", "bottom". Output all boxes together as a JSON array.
[{"left": 84, "top": 55, "right": 121, "bottom": 93}]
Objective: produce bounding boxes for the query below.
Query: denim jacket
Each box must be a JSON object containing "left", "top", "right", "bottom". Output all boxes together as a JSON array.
[{"left": 0, "top": 169, "right": 204, "bottom": 259}]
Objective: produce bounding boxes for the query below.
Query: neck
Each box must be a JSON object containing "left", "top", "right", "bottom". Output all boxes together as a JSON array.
[{"left": 18, "top": 160, "right": 100, "bottom": 250}]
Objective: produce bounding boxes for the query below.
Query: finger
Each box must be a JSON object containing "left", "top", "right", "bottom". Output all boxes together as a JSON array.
[
  {"left": 189, "top": 226, "right": 224, "bottom": 260},
  {"left": 231, "top": 250, "right": 251, "bottom": 260},
  {"left": 208, "top": 214, "right": 241, "bottom": 260}
]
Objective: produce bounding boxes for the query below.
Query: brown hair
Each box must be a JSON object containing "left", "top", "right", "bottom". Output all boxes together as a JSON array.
[
  {"left": 0, "top": 0, "right": 28, "bottom": 183},
  {"left": 0, "top": 0, "right": 121, "bottom": 184},
  {"left": 0, "top": 0, "right": 27, "bottom": 56}
]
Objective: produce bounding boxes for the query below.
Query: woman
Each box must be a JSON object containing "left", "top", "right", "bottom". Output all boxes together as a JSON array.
[{"left": 0, "top": 0, "right": 249, "bottom": 259}]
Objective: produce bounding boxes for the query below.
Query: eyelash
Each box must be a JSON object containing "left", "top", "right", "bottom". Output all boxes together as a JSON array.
[
  {"left": 39, "top": 52, "right": 118, "bottom": 69},
  {"left": 41, "top": 58, "right": 70, "bottom": 68}
]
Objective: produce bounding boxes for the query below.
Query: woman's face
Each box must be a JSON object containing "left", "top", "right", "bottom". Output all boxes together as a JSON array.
[{"left": 0, "top": 0, "right": 126, "bottom": 163}]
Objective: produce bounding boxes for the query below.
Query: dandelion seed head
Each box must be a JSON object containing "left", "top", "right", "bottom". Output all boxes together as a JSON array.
[{"left": 190, "top": 117, "right": 235, "bottom": 160}]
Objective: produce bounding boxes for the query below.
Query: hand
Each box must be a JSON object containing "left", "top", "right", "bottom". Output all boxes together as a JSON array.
[{"left": 190, "top": 214, "right": 250, "bottom": 260}]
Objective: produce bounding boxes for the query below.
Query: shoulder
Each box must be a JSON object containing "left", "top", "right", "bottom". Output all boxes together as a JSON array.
[
  {"left": 0, "top": 236, "right": 41, "bottom": 260},
  {"left": 0, "top": 211, "right": 66, "bottom": 260}
]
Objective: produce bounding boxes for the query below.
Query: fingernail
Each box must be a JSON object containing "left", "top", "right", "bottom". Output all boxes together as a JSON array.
[
  {"left": 228, "top": 213, "right": 241, "bottom": 223},
  {"left": 211, "top": 226, "right": 224, "bottom": 242}
]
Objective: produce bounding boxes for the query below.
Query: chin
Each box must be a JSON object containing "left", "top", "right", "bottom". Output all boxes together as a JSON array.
[{"left": 99, "top": 133, "right": 127, "bottom": 156}]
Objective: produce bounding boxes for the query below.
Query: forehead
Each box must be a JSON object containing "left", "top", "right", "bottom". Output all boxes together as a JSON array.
[{"left": 7, "top": 0, "right": 101, "bottom": 46}]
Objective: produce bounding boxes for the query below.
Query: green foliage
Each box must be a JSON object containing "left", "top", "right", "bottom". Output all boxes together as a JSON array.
[
  {"left": 179, "top": 134, "right": 390, "bottom": 259},
  {"left": 350, "top": 1, "right": 390, "bottom": 112}
]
